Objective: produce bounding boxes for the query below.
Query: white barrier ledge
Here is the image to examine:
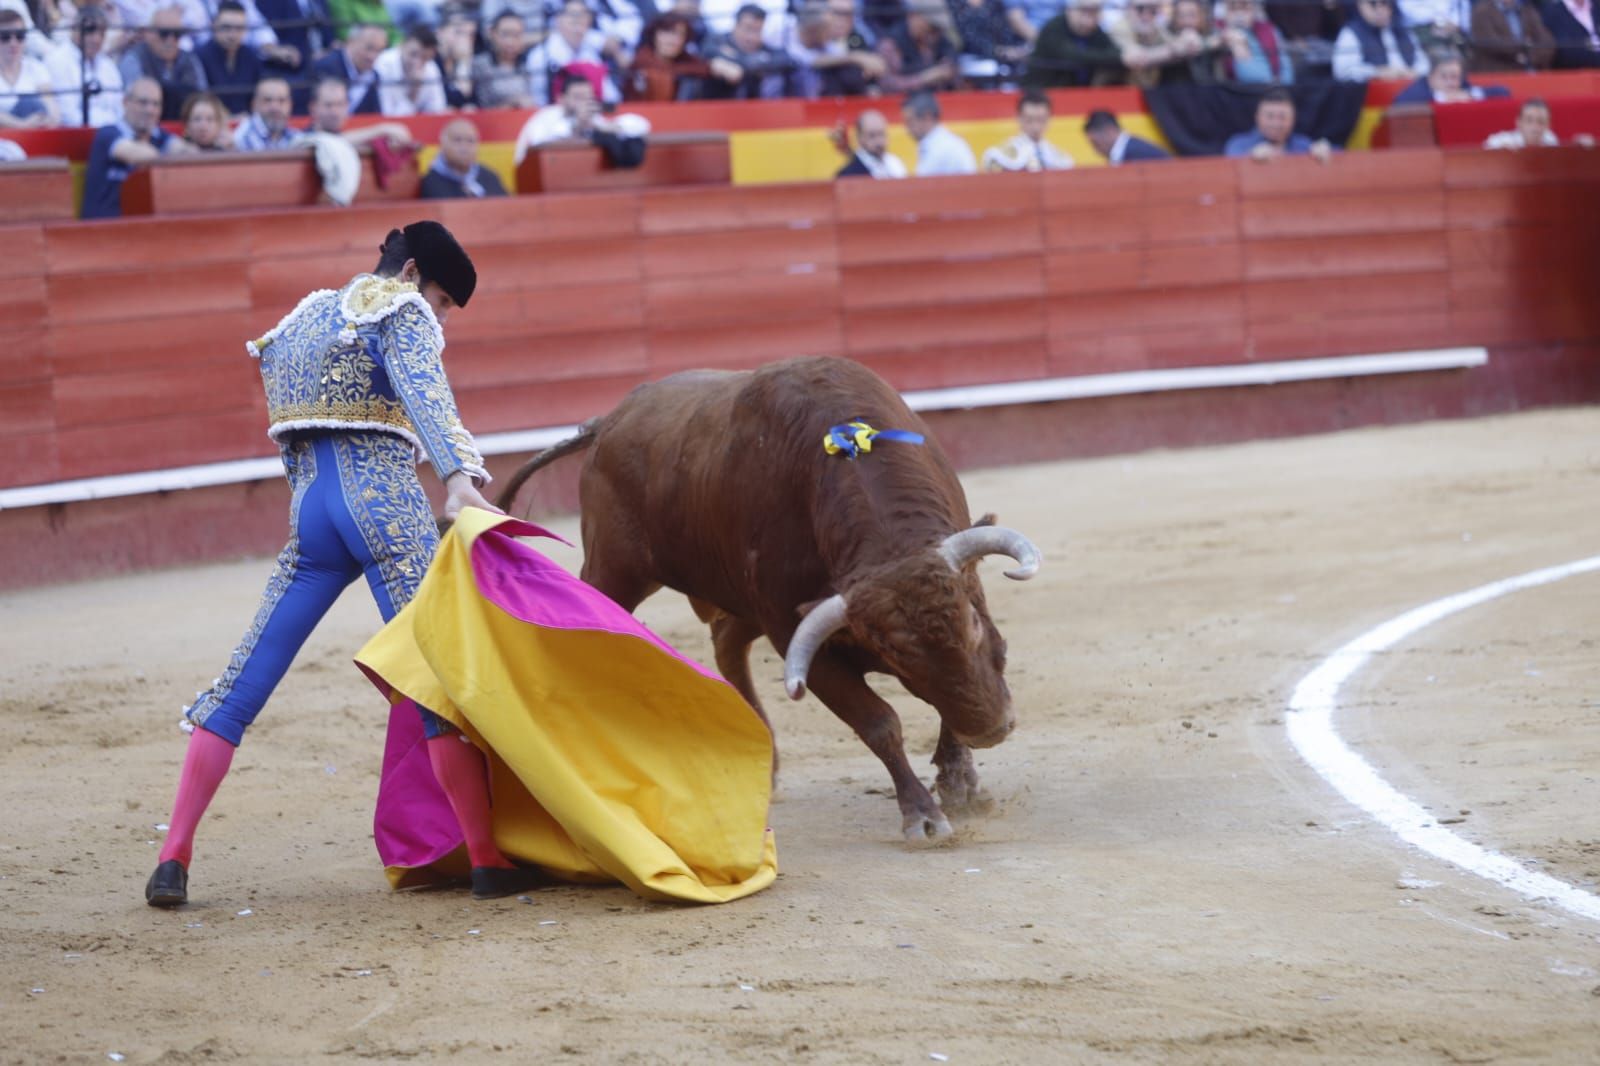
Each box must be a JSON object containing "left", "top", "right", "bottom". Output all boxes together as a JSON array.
[{"left": 0, "top": 348, "right": 1488, "bottom": 512}]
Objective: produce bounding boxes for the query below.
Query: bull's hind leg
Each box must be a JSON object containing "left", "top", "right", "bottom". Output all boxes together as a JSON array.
[
  {"left": 932, "top": 724, "right": 995, "bottom": 816},
  {"left": 803, "top": 653, "right": 951, "bottom": 843},
  {"left": 575, "top": 485, "right": 660, "bottom": 613}
]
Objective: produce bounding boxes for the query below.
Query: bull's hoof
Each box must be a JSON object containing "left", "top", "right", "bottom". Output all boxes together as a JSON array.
[{"left": 901, "top": 810, "right": 954, "bottom": 843}]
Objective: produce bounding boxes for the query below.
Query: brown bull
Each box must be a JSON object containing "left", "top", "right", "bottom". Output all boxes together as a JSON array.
[{"left": 496, "top": 357, "right": 1040, "bottom": 841}]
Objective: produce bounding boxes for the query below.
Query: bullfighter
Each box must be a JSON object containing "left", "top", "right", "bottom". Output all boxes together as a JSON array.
[{"left": 145, "top": 221, "right": 539, "bottom": 908}]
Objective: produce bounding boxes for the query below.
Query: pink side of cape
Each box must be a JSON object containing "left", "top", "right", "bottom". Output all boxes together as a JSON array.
[{"left": 370, "top": 519, "right": 727, "bottom": 871}]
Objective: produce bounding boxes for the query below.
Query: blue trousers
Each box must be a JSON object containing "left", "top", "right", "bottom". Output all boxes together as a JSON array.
[{"left": 186, "top": 432, "right": 448, "bottom": 745}]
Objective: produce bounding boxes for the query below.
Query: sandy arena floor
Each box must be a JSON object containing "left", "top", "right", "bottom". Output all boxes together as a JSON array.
[{"left": 4, "top": 407, "right": 1600, "bottom": 1065}]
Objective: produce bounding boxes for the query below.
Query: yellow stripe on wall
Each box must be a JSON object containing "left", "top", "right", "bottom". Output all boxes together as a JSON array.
[{"left": 728, "top": 112, "right": 1175, "bottom": 184}]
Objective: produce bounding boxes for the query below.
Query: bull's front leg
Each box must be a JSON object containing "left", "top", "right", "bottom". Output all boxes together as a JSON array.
[
  {"left": 932, "top": 724, "right": 995, "bottom": 816},
  {"left": 803, "top": 653, "right": 952, "bottom": 843}
]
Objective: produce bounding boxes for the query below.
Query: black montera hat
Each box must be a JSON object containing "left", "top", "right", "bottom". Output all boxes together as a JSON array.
[{"left": 402, "top": 220, "right": 476, "bottom": 309}]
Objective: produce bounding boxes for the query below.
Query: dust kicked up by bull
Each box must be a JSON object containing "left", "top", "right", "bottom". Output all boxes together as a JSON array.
[{"left": 498, "top": 356, "right": 1042, "bottom": 842}]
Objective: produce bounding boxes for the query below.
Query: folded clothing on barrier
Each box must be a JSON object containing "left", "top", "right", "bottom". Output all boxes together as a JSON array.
[{"left": 355, "top": 508, "right": 778, "bottom": 904}]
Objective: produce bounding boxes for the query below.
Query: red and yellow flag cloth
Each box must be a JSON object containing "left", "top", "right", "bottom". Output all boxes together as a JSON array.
[{"left": 354, "top": 508, "right": 778, "bottom": 903}]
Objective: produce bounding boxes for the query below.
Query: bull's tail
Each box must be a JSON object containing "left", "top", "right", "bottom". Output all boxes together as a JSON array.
[{"left": 494, "top": 418, "right": 601, "bottom": 513}]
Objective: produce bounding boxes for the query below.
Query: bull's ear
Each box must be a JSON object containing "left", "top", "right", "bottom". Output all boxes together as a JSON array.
[{"left": 974, "top": 513, "right": 997, "bottom": 528}]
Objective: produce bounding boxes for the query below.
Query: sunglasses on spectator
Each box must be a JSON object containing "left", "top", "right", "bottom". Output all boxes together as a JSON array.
[
  {"left": 0, "top": 29, "right": 26, "bottom": 41},
  {"left": 1132, "top": 3, "right": 1157, "bottom": 11},
  {"left": 155, "top": 27, "right": 186, "bottom": 38}
]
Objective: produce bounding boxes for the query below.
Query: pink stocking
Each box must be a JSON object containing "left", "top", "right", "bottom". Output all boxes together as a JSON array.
[
  {"left": 427, "top": 735, "right": 513, "bottom": 869},
  {"left": 157, "top": 727, "right": 236, "bottom": 869}
]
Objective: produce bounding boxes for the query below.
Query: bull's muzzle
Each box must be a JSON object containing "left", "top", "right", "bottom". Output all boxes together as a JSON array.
[{"left": 956, "top": 711, "right": 1015, "bottom": 750}]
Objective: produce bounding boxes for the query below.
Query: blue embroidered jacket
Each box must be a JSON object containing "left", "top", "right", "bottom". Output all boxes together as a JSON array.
[{"left": 248, "top": 274, "right": 489, "bottom": 484}]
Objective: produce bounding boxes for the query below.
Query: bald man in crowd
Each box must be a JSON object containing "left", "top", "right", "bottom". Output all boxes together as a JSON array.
[
  {"left": 833, "top": 109, "right": 907, "bottom": 179},
  {"left": 421, "top": 117, "right": 509, "bottom": 198}
]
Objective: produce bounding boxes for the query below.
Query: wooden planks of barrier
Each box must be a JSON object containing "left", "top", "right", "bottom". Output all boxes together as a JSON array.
[
  {"left": 0, "top": 159, "right": 75, "bottom": 223},
  {"left": 119, "top": 148, "right": 421, "bottom": 216},
  {"left": 514, "top": 132, "right": 731, "bottom": 194}
]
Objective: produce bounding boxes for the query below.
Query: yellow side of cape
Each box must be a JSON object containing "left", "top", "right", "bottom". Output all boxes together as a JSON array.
[{"left": 355, "top": 508, "right": 778, "bottom": 904}]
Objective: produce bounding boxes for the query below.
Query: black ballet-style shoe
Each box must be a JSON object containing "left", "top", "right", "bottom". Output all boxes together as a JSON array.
[
  {"left": 470, "top": 864, "right": 543, "bottom": 901},
  {"left": 145, "top": 859, "right": 189, "bottom": 908}
]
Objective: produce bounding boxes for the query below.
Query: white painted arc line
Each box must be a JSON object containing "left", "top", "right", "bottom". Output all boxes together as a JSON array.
[
  {"left": 1287, "top": 554, "right": 1600, "bottom": 922},
  {"left": 0, "top": 348, "right": 1487, "bottom": 511}
]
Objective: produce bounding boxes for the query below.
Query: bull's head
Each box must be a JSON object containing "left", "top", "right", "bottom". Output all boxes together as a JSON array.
[{"left": 783, "top": 523, "right": 1040, "bottom": 748}]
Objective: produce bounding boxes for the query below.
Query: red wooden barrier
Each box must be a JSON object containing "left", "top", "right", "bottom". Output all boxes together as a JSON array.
[
  {"left": 5, "top": 145, "right": 1600, "bottom": 588},
  {"left": 514, "top": 132, "right": 731, "bottom": 194},
  {"left": 0, "top": 158, "right": 74, "bottom": 223}
]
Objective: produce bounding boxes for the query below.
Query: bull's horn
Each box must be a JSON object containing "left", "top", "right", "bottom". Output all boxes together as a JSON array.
[
  {"left": 938, "top": 527, "right": 1041, "bottom": 581},
  {"left": 783, "top": 594, "right": 849, "bottom": 700}
]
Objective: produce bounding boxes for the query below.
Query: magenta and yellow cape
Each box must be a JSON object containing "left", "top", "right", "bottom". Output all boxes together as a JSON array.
[{"left": 354, "top": 508, "right": 778, "bottom": 904}]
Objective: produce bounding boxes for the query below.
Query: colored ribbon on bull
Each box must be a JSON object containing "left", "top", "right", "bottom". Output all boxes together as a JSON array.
[{"left": 823, "top": 421, "right": 926, "bottom": 460}]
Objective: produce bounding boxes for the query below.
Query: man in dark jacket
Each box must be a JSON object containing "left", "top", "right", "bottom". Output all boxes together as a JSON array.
[
  {"left": 195, "top": 0, "right": 265, "bottom": 113},
  {"left": 117, "top": 6, "right": 207, "bottom": 121},
  {"left": 1083, "top": 109, "right": 1171, "bottom": 162},
  {"left": 1541, "top": 0, "right": 1600, "bottom": 67},
  {"left": 1023, "top": 0, "right": 1125, "bottom": 87},
  {"left": 421, "top": 118, "right": 510, "bottom": 198}
]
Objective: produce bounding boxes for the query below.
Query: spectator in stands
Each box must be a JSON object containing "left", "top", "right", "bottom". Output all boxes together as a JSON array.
[
  {"left": 1469, "top": 0, "right": 1555, "bottom": 70},
  {"left": 1264, "top": 0, "right": 1342, "bottom": 77},
  {"left": 952, "top": 0, "right": 1028, "bottom": 85},
  {"left": 374, "top": 24, "right": 446, "bottom": 113},
  {"left": 701, "top": 3, "right": 792, "bottom": 98},
  {"left": 387, "top": 0, "right": 442, "bottom": 34},
  {"left": 472, "top": 10, "right": 530, "bottom": 106},
  {"left": 46, "top": 5, "right": 123, "bottom": 127},
  {"left": 525, "top": 0, "right": 619, "bottom": 104},
  {"left": 256, "top": 0, "right": 335, "bottom": 109},
  {"left": 1110, "top": 0, "right": 1204, "bottom": 88},
  {"left": 1484, "top": 96, "right": 1597, "bottom": 144},
  {"left": 1393, "top": 46, "right": 1506, "bottom": 98},
  {"left": 180, "top": 89, "right": 233, "bottom": 147},
  {"left": 1022, "top": 0, "right": 1123, "bottom": 87},
  {"left": 419, "top": 116, "right": 505, "bottom": 196},
  {"left": 832, "top": 107, "right": 907, "bottom": 177},
  {"left": 982, "top": 87, "right": 1072, "bottom": 169},
  {"left": 479, "top": 0, "right": 543, "bottom": 48},
  {"left": 902, "top": 88, "right": 975, "bottom": 174},
  {"left": 513, "top": 63, "right": 649, "bottom": 159},
  {"left": 1396, "top": 0, "right": 1468, "bottom": 52},
  {"left": 421, "top": 115, "right": 507, "bottom": 196},
  {"left": 119, "top": 5, "right": 207, "bottom": 120},
  {"left": 326, "top": 0, "right": 394, "bottom": 40},
  {"left": 0, "top": 8, "right": 55, "bottom": 126},
  {"left": 305, "top": 73, "right": 412, "bottom": 144},
  {"left": 311, "top": 21, "right": 387, "bottom": 114},
  {"left": 196, "top": 0, "right": 264, "bottom": 113},
  {"left": 1003, "top": 0, "right": 1064, "bottom": 45},
  {"left": 1542, "top": 0, "right": 1600, "bottom": 66},
  {"left": 82, "top": 75, "right": 193, "bottom": 218},
  {"left": 594, "top": 0, "right": 648, "bottom": 61},
  {"left": 625, "top": 11, "right": 720, "bottom": 100},
  {"left": 877, "top": 0, "right": 960, "bottom": 93},
  {"left": 1224, "top": 86, "right": 1332, "bottom": 160},
  {"left": 1163, "top": 0, "right": 1224, "bottom": 83},
  {"left": 433, "top": 4, "right": 474, "bottom": 106},
  {"left": 1083, "top": 107, "right": 1170, "bottom": 162},
  {"left": 1218, "top": 0, "right": 1293, "bottom": 83},
  {"left": 234, "top": 73, "right": 303, "bottom": 145},
  {"left": 1332, "top": 0, "right": 1429, "bottom": 80},
  {"left": 788, "top": 0, "right": 883, "bottom": 96}
]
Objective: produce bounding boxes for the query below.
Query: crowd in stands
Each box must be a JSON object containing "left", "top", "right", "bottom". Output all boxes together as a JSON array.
[
  {"left": 0, "top": 0, "right": 1594, "bottom": 206},
  {"left": 0, "top": 0, "right": 1595, "bottom": 132}
]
